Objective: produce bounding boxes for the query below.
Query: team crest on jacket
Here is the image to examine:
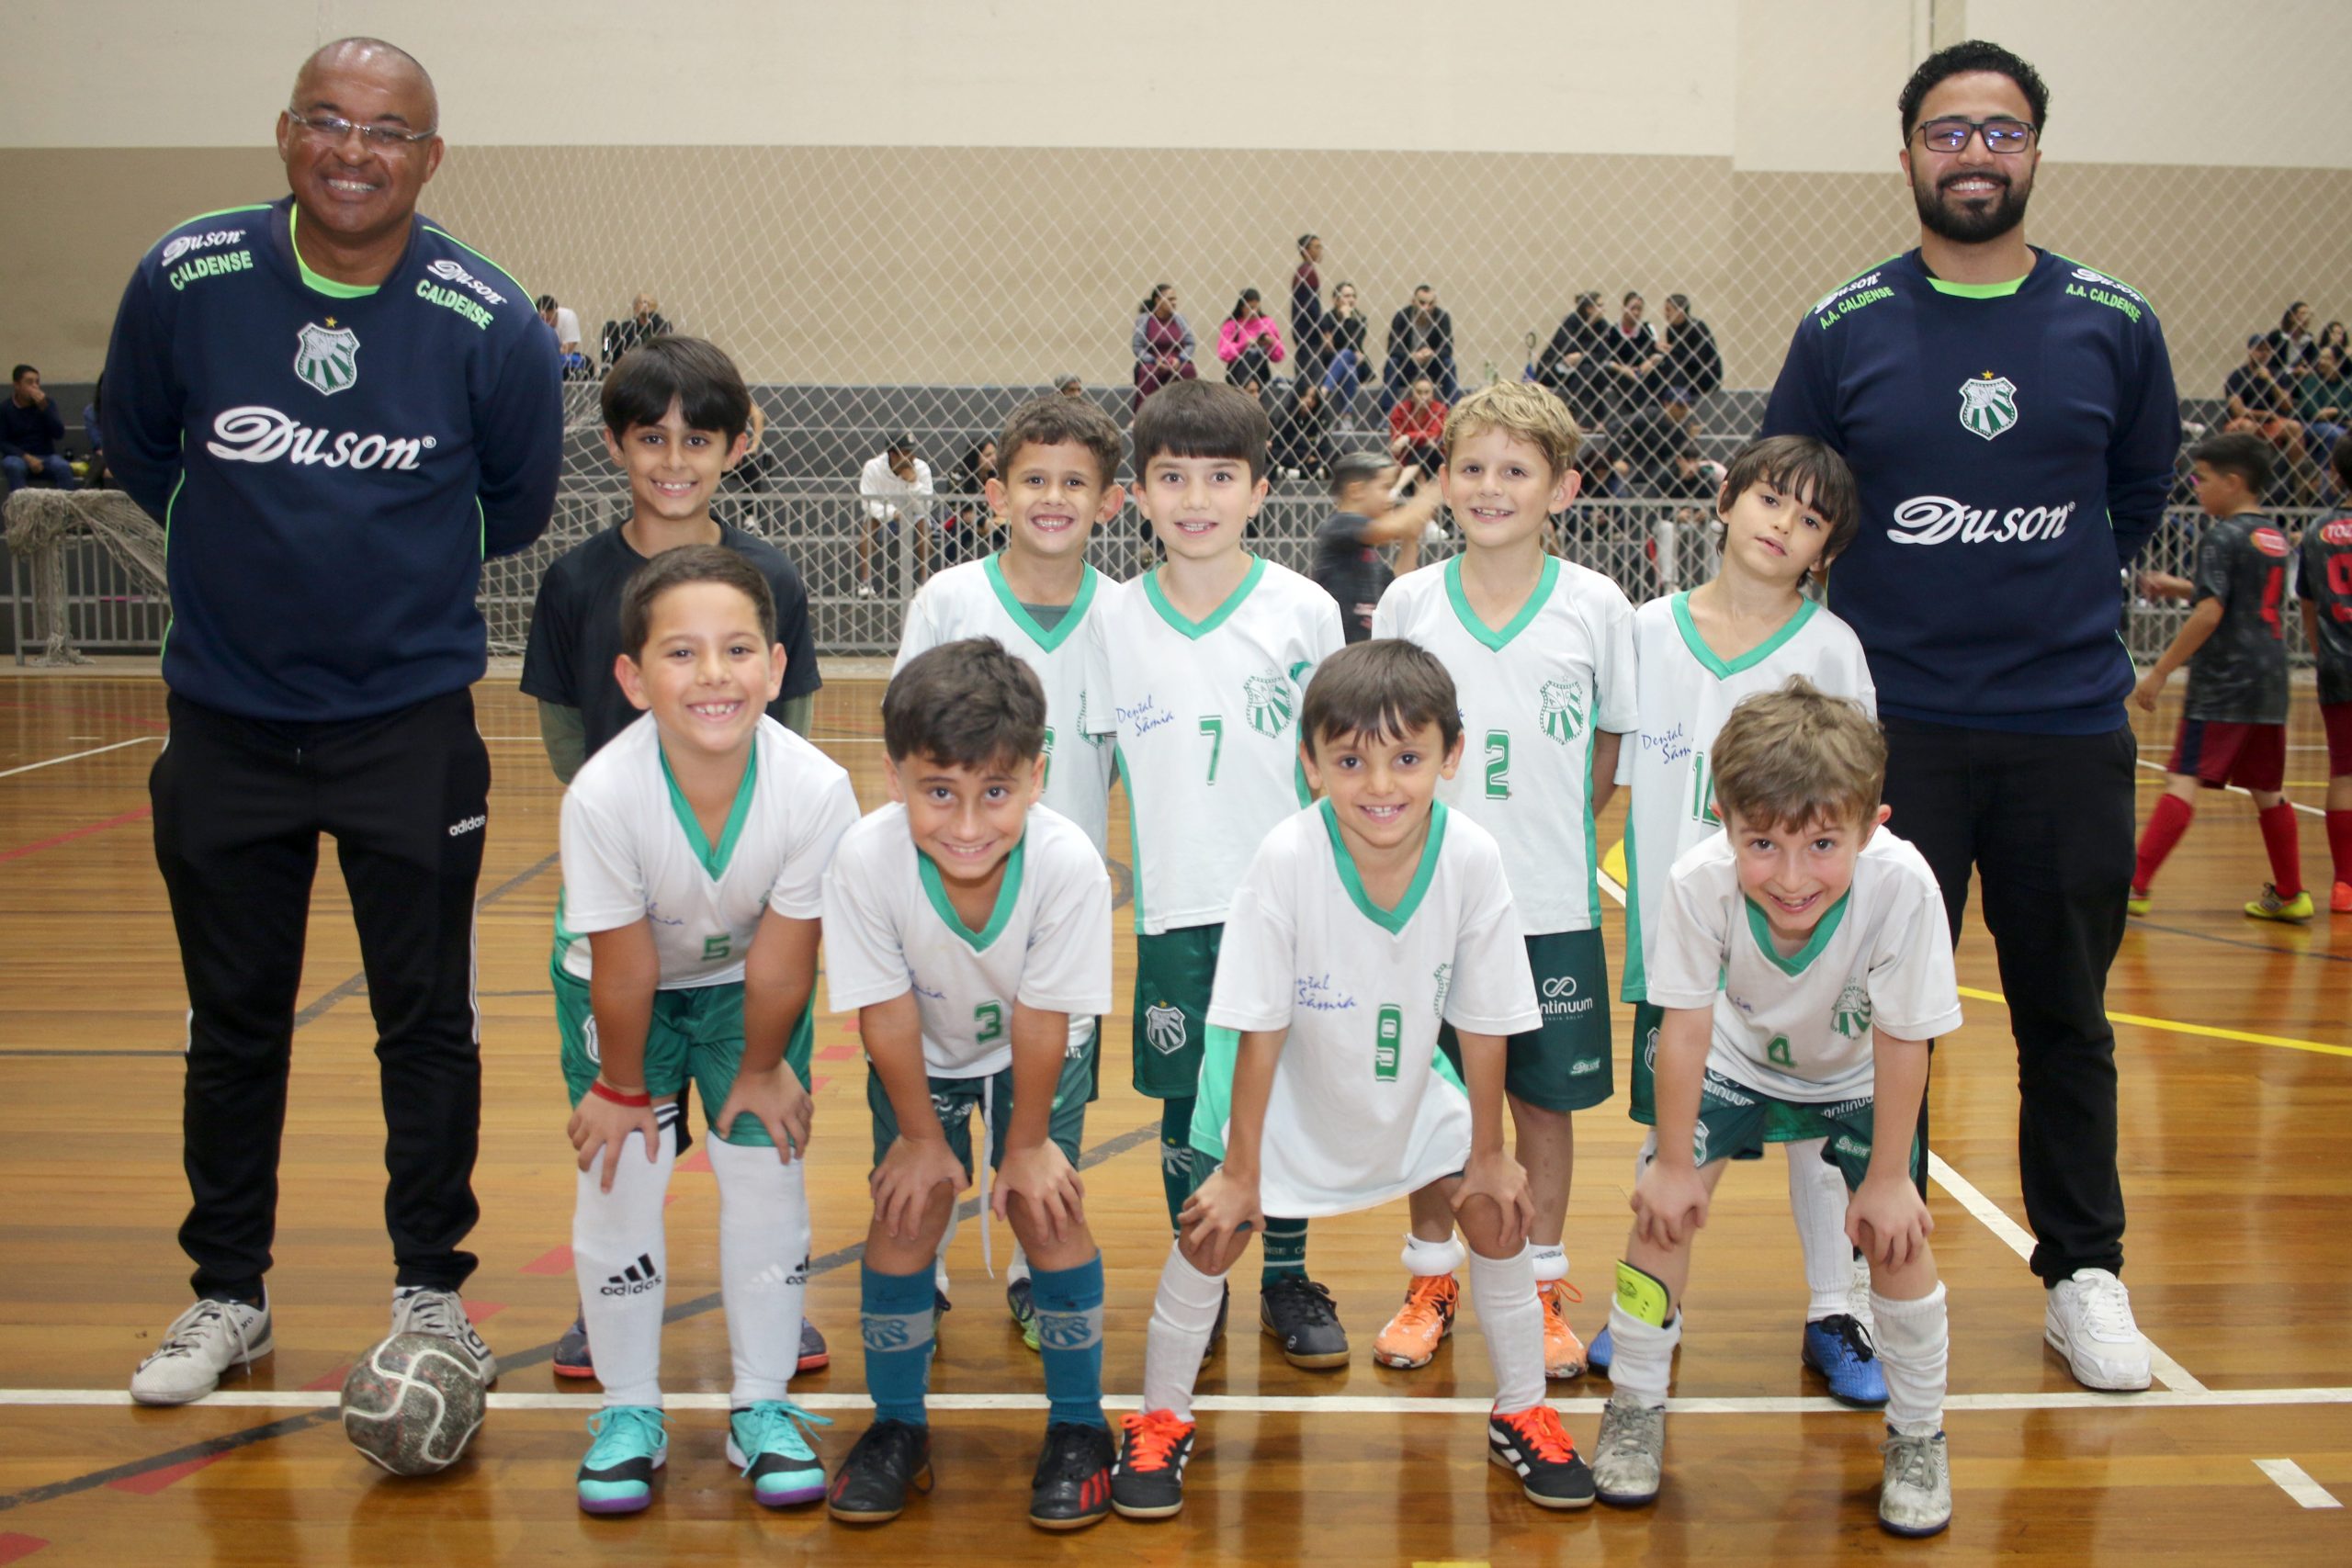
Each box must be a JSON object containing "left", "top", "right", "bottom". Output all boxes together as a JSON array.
[
  {"left": 1957, "top": 373, "right": 2018, "bottom": 441},
  {"left": 1537, "top": 679, "right": 1585, "bottom": 745},
  {"left": 294, "top": 321, "right": 361, "bottom": 397},
  {"left": 1243, "top": 672, "right": 1294, "bottom": 738}
]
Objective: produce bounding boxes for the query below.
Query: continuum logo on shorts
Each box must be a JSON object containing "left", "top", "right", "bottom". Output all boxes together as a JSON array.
[{"left": 1540, "top": 975, "right": 1594, "bottom": 1019}]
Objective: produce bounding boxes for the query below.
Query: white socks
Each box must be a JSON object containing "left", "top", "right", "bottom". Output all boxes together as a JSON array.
[
  {"left": 934, "top": 1204, "right": 960, "bottom": 1292},
  {"left": 1603, "top": 1298, "right": 1681, "bottom": 1406},
  {"left": 1530, "top": 1243, "right": 1569, "bottom": 1286},
  {"left": 1871, "top": 1283, "right": 1949, "bottom": 1437},
  {"left": 1786, "top": 1138, "right": 1853, "bottom": 1322},
  {"left": 1401, "top": 1231, "right": 1466, "bottom": 1275},
  {"left": 707, "top": 1134, "right": 809, "bottom": 1407},
  {"left": 571, "top": 1108, "right": 680, "bottom": 1408},
  {"left": 1142, "top": 1244, "right": 1228, "bottom": 1420},
  {"left": 1466, "top": 1247, "right": 1545, "bottom": 1415}
]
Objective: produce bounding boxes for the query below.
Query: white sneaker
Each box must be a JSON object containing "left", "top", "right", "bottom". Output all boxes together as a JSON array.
[
  {"left": 854, "top": 581, "right": 877, "bottom": 598},
  {"left": 2044, "top": 1269, "right": 2152, "bottom": 1391},
  {"left": 130, "top": 1296, "right": 273, "bottom": 1405},
  {"left": 1590, "top": 1393, "right": 1665, "bottom": 1506},
  {"left": 1878, "top": 1427, "right": 1951, "bottom": 1537},
  {"left": 390, "top": 1287, "right": 498, "bottom": 1384}
]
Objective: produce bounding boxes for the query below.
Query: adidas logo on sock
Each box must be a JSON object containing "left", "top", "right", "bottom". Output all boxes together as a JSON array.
[{"left": 600, "top": 1254, "right": 663, "bottom": 1297}]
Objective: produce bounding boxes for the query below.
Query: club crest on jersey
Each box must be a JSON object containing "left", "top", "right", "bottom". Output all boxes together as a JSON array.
[
  {"left": 1144, "top": 1002, "right": 1188, "bottom": 1055},
  {"left": 1243, "top": 672, "right": 1294, "bottom": 738},
  {"left": 294, "top": 321, "right": 360, "bottom": 397},
  {"left": 1831, "top": 978, "right": 1872, "bottom": 1040},
  {"left": 1957, "top": 373, "right": 2018, "bottom": 441},
  {"left": 1537, "top": 680, "right": 1585, "bottom": 745}
]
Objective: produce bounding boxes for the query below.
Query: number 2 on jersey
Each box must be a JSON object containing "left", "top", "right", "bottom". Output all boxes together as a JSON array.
[
  {"left": 1484, "top": 729, "right": 1510, "bottom": 799},
  {"left": 1200, "top": 716, "right": 1224, "bottom": 784}
]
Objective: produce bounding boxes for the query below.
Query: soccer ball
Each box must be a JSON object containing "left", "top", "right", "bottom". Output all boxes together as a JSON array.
[{"left": 340, "top": 1333, "right": 486, "bottom": 1475}]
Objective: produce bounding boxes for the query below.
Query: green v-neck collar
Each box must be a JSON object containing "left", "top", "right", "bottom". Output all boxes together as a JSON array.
[
  {"left": 1320, "top": 798, "right": 1448, "bottom": 936},
  {"left": 1671, "top": 590, "right": 1817, "bottom": 680},
  {"left": 984, "top": 553, "right": 1098, "bottom": 653},
  {"left": 1142, "top": 555, "right": 1264, "bottom": 640},
  {"left": 1445, "top": 554, "right": 1556, "bottom": 651},
  {"left": 917, "top": 832, "right": 1027, "bottom": 952},
  {"left": 659, "top": 741, "right": 759, "bottom": 878},
  {"left": 1744, "top": 890, "right": 1849, "bottom": 976}
]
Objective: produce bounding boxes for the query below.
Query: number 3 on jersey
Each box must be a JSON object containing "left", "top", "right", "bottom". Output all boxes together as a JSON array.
[{"left": 974, "top": 1001, "right": 1004, "bottom": 1046}]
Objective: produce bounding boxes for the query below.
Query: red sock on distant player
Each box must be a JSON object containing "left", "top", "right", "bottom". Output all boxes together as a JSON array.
[
  {"left": 2328, "top": 808, "right": 2352, "bottom": 886},
  {"left": 2133, "top": 794, "right": 2194, "bottom": 894},
  {"left": 2257, "top": 801, "right": 2303, "bottom": 899}
]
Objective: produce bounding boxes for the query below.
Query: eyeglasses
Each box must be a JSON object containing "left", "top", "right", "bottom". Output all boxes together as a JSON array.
[
  {"left": 285, "top": 108, "right": 438, "bottom": 148},
  {"left": 1913, "top": 117, "right": 2036, "bottom": 154}
]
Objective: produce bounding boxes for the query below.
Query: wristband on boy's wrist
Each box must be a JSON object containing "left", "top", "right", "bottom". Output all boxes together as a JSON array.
[{"left": 589, "top": 1078, "right": 652, "bottom": 1107}]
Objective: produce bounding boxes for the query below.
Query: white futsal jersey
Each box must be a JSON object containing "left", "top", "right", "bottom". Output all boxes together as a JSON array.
[
  {"left": 820, "top": 804, "right": 1113, "bottom": 1078},
  {"left": 1199, "top": 802, "right": 1541, "bottom": 1216},
  {"left": 896, "top": 555, "right": 1115, "bottom": 854},
  {"left": 555, "top": 715, "right": 860, "bottom": 987},
  {"left": 1618, "top": 592, "right": 1876, "bottom": 1004},
  {"left": 1080, "top": 557, "right": 1345, "bottom": 934},
  {"left": 1647, "top": 828, "right": 1962, "bottom": 1103},
  {"left": 1373, "top": 554, "right": 1635, "bottom": 934}
]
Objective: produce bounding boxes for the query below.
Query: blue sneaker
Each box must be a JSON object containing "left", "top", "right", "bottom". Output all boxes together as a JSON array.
[
  {"left": 1803, "top": 1314, "right": 1888, "bottom": 1407},
  {"left": 577, "top": 1406, "right": 669, "bottom": 1514},
  {"left": 727, "top": 1398, "right": 831, "bottom": 1507},
  {"left": 1587, "top": 1323, "right": 1611, "bottom": 1372}
]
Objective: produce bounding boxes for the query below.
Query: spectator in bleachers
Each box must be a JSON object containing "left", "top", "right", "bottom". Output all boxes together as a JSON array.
[
  {"left": 1653, "top": 293, "right": 1724, "bottom": 400},
  {"left": 1318, "top": 280, "right": 1369, "bottom": 410},
  {"left": 1291, "top": 234, "right": 1327, "bottom": 388},
  {"left": 1600, "top": 290, "right": 1662, "bottom": 419},
  {"left": 2299, "top": 344, "right": 2350, "bottom": 491},
  {"left": 856, "top": 434, "right": 933, "bottom": 596},
  {"left": 3, "top": 365, "right": 79, "bottom": 496},
  {"left": 537, "top": 295, "right": 586, "bottom": 378},
  {"left": 1387, "top": 374, "right": 1448, "bottom": 477},
  {"left": 1216, "top": 288, "right": 1287, "bottom": 389},
  {"left": 1540, "top": 291, "right": 1611, "bottom": 429},
  {"left": 1383, "top": 284, "right": 1458, "bottom": 412},
  {"left": 1271, "top": 381, "right": 1331, "bottom": 480},
  {"left": 603, "top": 291, "right": 670, "bottom": 367},
  {"left": 1131, "top": 282, "right": 1197, "bottom": 411},
  {"left": 1055, "top": 373, "right": 1085, "bottom": 399},
  {"left": 2319, "top": 321, "right": 2349, "bottom": 366},
  {"left": 2223, "top": 333, "right": 2308, "bottom": 494},
  {"left": 941, "top": 437, "right": 997, "bottom": 567},
  {"left": 1612, "top": 388, "right": 1709, "bottom": 500},
  {"left": 2267, "top": 300, "right": 2316, "bottom": 372}
]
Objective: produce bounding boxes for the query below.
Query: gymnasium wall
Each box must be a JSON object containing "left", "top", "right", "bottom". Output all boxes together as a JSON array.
[{"left": 5, "top": 0, "right": 2348, "bottom": 397}]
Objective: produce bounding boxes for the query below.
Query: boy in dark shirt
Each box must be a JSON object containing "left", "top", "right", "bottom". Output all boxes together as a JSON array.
[
  {"left": 2130, "top": 433, "right": 2307, "bottom": 920},
  {"left": 522, "top": 337, "right": 820, "bottom": 783},
  {"left": 2298, "top": 434, "right": 2352, "bottom": 914},
  {"left": 1308, "top": 451, "right": 1441, "bottom": 642}
]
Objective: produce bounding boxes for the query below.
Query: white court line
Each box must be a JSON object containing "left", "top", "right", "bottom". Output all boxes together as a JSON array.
[
  {"left": 0, "top": 735, "right": 159, "bottom": 780},
  {"left": 2135, "top": 756, "right": 2324, "bottom": 818},
  {"left": 2254, "top": 1457, "right": 2345, "bottom": 1507},
  {"left": 6, "top": 1386, "right": 2351, "bottom": 1416},
  {"left": 1602, "top": 867, "right": 2209, "bottom": 1393}
]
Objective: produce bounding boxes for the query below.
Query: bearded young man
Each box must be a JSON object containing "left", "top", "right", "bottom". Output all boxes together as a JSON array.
[{"left": 1760, "top": 39, "right": 2180, "bottom": 1393}]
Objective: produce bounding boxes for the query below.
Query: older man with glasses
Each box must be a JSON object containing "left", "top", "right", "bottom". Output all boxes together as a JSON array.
[
  {"left": 1762, "top": 40, "right": 2179, "bottom": 1400},
  {"left": 104, "top": 35, "right": 562, "bottom": 1405}
]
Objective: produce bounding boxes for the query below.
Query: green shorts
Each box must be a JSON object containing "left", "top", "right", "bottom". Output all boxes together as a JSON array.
[
  {"left": 1439, "top": 928, "right": 1611, "bottom": 1113},
  {"left": 866, "top": 1022, "right": 1098, "bottom": 1179},
  {"left": 1626, "top": 998, "right": 1820, "bottom": 1141},
  {"left": 1645, "top": 1066, "right": 1922, "bottom": 1190},
  {"left": 553, "top": 964, "right": 813, "bottom": 1149},
  {"left": 1132, "top": 924, "right": 1224, "bottom": 1100}
]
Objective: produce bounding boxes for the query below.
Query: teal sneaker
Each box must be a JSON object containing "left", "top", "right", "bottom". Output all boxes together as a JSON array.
[
  {"left": 577, "top": 1406, "right": 669, "bottom": 1515},
  {"left": 727, "top": 1399, "right": 831, "bottom": 1507}
]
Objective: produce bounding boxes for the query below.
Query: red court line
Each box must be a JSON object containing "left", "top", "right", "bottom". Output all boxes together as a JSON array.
[
  {"left": 106, "top": 1452, "right": 224, "bottom": 1495},
  {"left": 0, "top": 1532, "right": 48, "bottom": 1562},
  {"left": 0, "top": 806, "right": 152, "bottom": 863},
  {"left": 520, "top": 1246, "right": 572, "bottom": 1276},
  {"left": 817, "top": 1044, "right": 855, "bottom": 1062}
]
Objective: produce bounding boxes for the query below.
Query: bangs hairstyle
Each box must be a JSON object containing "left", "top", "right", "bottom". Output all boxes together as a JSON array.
[
  {"left": 1299, "top": 639, "right": 1463, "bottom": 757},
  {"left": 1718, "top": 434, "right": 1861, "bottom": 559},
  {"left": 1133, "top": 379, "right": 1271, "bottom": 480},
  {"left": 600, "top": 335, "right": 752, "bottom": 443},
  {"left": 617, "top": 544, "right": 775, "bottom": 660},
  {"left": 1441, "top": 381, "right": 1581, "bottom": 477},
  {"left": 1709, "top": 678, "right": 1886, "bottom": 833},
  {"left": 1898, "top": 39, "right": 2049, "bottom": 137},
  {"left": 883, "top": 637, "right": 1048, "bottom": 770},
  {"left": 999, "top": 393, "right": 1124, "bottom": 488},
  {"left": 2190, "top": 431, "right": 2275, "bottom": 496}
]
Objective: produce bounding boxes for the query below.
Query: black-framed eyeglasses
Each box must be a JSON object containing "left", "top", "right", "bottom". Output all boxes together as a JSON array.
[
  {"left": 1914, "top": 117, "right": 2036, "bottom": 154},
  {"left": 285, "top": 108, "right": 438, "bottom": 148}
]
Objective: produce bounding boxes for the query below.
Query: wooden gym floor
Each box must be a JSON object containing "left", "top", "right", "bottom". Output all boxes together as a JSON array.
[{"left": 0, "top": 669, "right": 2346, "bottom": 1565}]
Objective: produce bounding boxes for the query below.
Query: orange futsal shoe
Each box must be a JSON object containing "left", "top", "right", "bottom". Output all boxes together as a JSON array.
[
  {"left": 1372, "top": 1273, "right": 1458, "bottom": 1370},
  {"left": 2332, "top": 880, "right": 2352, "bottom": 915},
  {"left": 1541, "top": 1280, "right": 1589, "bottom": 1380}
]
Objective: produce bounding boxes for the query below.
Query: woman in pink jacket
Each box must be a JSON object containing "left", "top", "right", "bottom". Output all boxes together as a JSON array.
[{"left": 1216, "top": 288, "right": 1287, "bottom": 389}]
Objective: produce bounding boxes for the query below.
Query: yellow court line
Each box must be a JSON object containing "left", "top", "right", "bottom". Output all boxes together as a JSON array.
[{"left": 1958, "top": 985, "right": 2352, "bottom": 1059}]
